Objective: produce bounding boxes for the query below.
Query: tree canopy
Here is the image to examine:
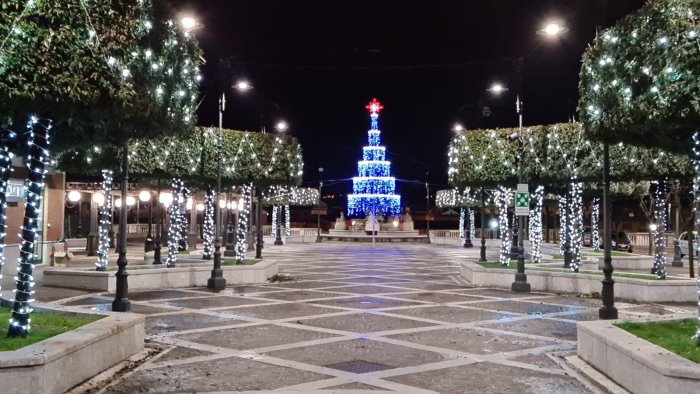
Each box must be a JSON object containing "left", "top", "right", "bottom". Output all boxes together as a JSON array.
[
  {"left": 0, "top": 0, "right": 201, "bottom": 150},
  {"left": 578, "top": 0, "right": 700, "bottom": 151},
  {"left": 447, "top": 123, "right": 692, "bottom": 188},
  {"left": 57, "top": 127, "right": 304, "bottom": 188}
]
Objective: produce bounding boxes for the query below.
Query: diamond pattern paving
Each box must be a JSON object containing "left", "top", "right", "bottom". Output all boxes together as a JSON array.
[{"left": 72, "top": 243, "right": 630, "bottom": 392}]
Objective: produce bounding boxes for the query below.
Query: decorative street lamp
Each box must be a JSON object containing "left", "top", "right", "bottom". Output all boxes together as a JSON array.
[
  {"left": 480, "top": 188, "right": 488, "bottom": 262},
  {"left": 140, "top": 190, "right": 154, "bottom": 252}
]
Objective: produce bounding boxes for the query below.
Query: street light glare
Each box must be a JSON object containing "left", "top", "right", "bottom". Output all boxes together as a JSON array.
[
  {"left": 138, "top": 190, "right": 151, "bottom": 202},
  {"left": 539, "top": 22, "right": 567, "bottom": 37},
  {"left": 487, "top": 83, "right": 508, "bottom": 94},
  {"left": 453, "top": 123, "right": 464, "bottom": 132},
  {"left": 234, "top": 80, "right": 252, "bottom": 92},
  {"left": 181, "top": 16, "right": 197, "bottom": 30},
  {"left": 275, "top": 120, "right": 288, "bottom": 132}
]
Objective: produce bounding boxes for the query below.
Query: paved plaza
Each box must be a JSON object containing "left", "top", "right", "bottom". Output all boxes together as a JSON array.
[{"left": 53, "top": 243, "right": 692, "bottom": 393}]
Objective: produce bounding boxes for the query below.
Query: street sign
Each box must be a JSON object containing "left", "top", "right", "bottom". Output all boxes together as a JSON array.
[
  {"left": 515, "top": 183, "right": 529, "bottom": 216},
  {"left": 311, "top": 208, "right": 327, "bottom": 215}
]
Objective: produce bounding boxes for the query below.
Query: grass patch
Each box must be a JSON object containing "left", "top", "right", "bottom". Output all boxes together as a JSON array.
[
  {"left": 551, "top": 254, "right": 566, "bottom": 260},
  {"left": 0, "top": 308, "right": 103, "bottom": 352},
  {"left": 177, "top": 250, "right": 191, "bottom": 255},
  {"left": 221, "top": 259, "right": 258, "bottom": 266},
  {"left": 584, "top": 250, "right": 634, "bottom": 257},
  {"left": 477, "top": 261, "right": 533, "bottom": 269},
  {"left": 616, "top": 319, "right": 700, "bottom": 363}
]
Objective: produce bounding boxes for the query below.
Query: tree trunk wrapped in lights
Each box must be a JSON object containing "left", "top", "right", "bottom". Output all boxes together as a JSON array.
[
  {"left": 653, "top": 180, "right": 668, "bottom": 279},
  {"left": 0, "top": 129, "right": 17, "bottom": 293},
  {"left": 95, "top": 170, "right": 113, "bottom": 271},
  {"left": 559, "top": 196, "right": 568, "bottom": 255},
  {"left": 592, "top": 198, "right": 600, "bottom": 251},
  {"left": 496, "top": 186, "right": 512, "bottom": 266},
  {"left": 235, "top": 184, "right": 253, "bottom": 262},
  {"left": 469, "top": 208, "right": 475, "bottom": 243},
  {"left": 178, "top": 186, "right": 190, "bottom": 251},
  {"left": 569, "top": 181, "right": 584, "bottom": 272},
  {"left": 693, "top": 132, "right": 700, "bottom": 343},
  {"left": 529, "top": 186, "right": 544, "bottom": 263},
  {"left": 166, "top": 178, "right": 185, "bottom": 267},
  {"left": 459, "top": 208, "right": 466, "bottom": 238},
  {"left": 8, "top": 117, "right": 51, "bottom": 338},
  {"left": 284, "top": 204, "right": 291, "bottom": 236},
  {"left": 202, "top": 186, "right": 215, "bottom": 259},
  {"left": 271, "top": 205, "right": 278, "bottom": 239}
]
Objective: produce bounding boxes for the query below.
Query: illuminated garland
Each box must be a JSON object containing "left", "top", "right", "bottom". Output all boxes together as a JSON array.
[
  {"left": 435, "top": 188, "right": 474, "bottom": 208},
  {"left": 271, "top": 205, "right": 278, "bottom": 238},
  {"left": 178, "top": 186, "right": 190, "bottom": 251},
  {"left": 559, "top": 196, "right": 568, "bottom": 255},
  {"left": 569, "top": 181, "right": 584, "bottom": 272},
  {"left": 653, "top": 181, "right": 668, "bottom": 279},
  {"left": 529, "top": 186, "right": 544, "bottom": 263},
  {"left": 284, "top": 205, "right": 291, "bottom": 236},
  {"left": 235, "top": 184, "right": 252, "bottom": 262},
  {"left": 8, "top": 116, "right": 51, "bottom": 338},
  {"left": 263, "top": 185, "right": 319, "bottom": 206},
  {"left": 469, "top": 208, "right": 475, "bottom": 243},
  {"left": 202, "top": 186, "right": 214, "bottom": 259},
  {"left": 165, "top": 178, "right": 184, "bottom": 267},
  {"left": 496, "top": 186, "right": 512, "bottom": 266},
  {"left": 0, "top": 129, "right": 16, "bottom": 293},
  {"left": 348, "top": 99, "right": 401, "bottom": 216},
  {"left": 592, "top": 198, "right": 600, "bottom": 251},
  {"left": 459, "top": 208, "right": 465, "bottom": 238},
  {"left": 95, "top": 170, "right": 113, "bottom": 270}
]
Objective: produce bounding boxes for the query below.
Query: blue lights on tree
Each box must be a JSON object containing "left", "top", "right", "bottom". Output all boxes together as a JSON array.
[{"left": 347, "top": 98, "right": 401, "bottom": 216}]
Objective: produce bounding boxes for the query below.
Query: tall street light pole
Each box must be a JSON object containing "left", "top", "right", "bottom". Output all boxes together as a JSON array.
[
  {"left": 208, "top": 90, "right": 227, "bottom": 290},
  {"left": 480, "top": 187, "right": 487, "bottom": 262},
  {"left": 316, "top": 167, "right": 324, "bottom": 243}
]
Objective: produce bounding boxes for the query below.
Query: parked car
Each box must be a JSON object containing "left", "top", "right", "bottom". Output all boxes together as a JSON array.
[
  {"left": 583, "top": 226, "right": 597, "bottom": 247},
  {"left": 677, "top": 231, "right": 698, "bottom": 257},
  {"left": 609, "top": 231, "right": 633, "bottom": 253}
]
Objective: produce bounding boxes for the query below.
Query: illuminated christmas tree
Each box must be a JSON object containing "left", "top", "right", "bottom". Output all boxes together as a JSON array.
[{"left": 347, "top": 98, "right": 401, "bottom": 217}]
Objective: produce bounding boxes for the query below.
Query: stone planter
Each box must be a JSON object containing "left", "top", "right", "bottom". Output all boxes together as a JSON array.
[
  {"left": 460, "top": 261, "right": 696, "bottom": 302},
  {"left": 577, "top": 314, "right": 700, "bottom": 394},
  {"left": 596, "top": 255, "right": 653, "bottom": 270},
  {"left": 43, "top": 260, "right": 278, "bottom": 292},
  {"left": 0, "top": 306, "right": 144, "bottom": 394}
]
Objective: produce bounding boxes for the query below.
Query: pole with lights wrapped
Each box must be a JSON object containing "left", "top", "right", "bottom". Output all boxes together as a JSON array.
[
  {"left": 569, "top": 180, "right": 584, "bottom": 272},
  {"left": 235, "top": 184, "right": 253, "bottom": 263},
  {"left": 95, "top": 170, "right": 113, "bottom": 271},
  {"left": 459, "top": 208, "right": 465, "bottom": 238},
  {"left": 284, "top": 204, "right": 291, "bottom": 236},
  {"left": 8, "top": 117, "right": 51, "bottom": 338},
  {"left": 347, "top": 98, "right": 401, "bottom": 218},
  {"left": 166, "top": 178, "right": 184, "bottom": 267},
  {"left": 0, "top": 129, "right": 17, "bottom": 292}
]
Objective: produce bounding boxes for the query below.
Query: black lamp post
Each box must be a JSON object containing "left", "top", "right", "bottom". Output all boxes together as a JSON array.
[
  {"left": 463, "top": 207, "right": 474, "bottom": 248},
  {"left": 207, "top": 89, "right": 228, "bottom": 291},
  {"left": 316, "top": 167, "right": 324, "bottom": 242},
  {"left": 599, "top": 142, "right": 618, "bottom": 319},
  {"left": 255, "top": 190, "right": 264, "bottom": 259},
  {"left": 112, "top": 144, "right": 131, "bottom": 312},
  {"left": 425, "top": 176, "right": 431, "bottom": 243},
  {"left": 142, "top": 190, "right": 154, "bottom": 253},
  {"left": 274, "top": 205, "right": 284, "bottom": 245}
]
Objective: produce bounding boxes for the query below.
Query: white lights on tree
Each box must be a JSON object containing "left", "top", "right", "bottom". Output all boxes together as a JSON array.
[
  {"left": 469, "top": 208, "right": 475, "bottom": 243},
  {"left": 0, "top": 129, "right": 17, "bottom": 295},
  {"left": 9, "top": 117, "right": 51, "bottom": 338},
  {"left": 559, "top": 196, "right": 568, "bottom": 255},
  {"left": 165, "top": 178, "right": 184, "bottom": 267},
  {"left": 496, "top": 186, "right": 512, "bottom": 266},
  {"left": 592, "top": 198, "right": 600, "bottom": 251},
  {"left": 459, "top": 208, "right": 466, "bottom": 238},
  {"left": 202, "top": 186, "right": 214, "bottom": 260},
  {"left": 178, "top": 186, "right": 190, "bottom": 251},
  {"left": 284, "top": 205, "right": 291, "bottom": 236},
  {"left": 95, "top": 170, "right": 113, "bottom": 271},
  {"left": 271, "top": 205, "right": 278, "bottom": 238},
  {"left": 693, "top": 132, "right": 700, "bottom": 344},
  {"left": 569, "top": 181, "right": 584, "bottom": 272},
  {"left": 529, "top": 186, "right": 544, "bottom": 263},
  {"left": 235, "top": 184, "right": 252, "bottom": 262},
  {"left": 653, "top": 180, "right": 668, "bottom": 279}
]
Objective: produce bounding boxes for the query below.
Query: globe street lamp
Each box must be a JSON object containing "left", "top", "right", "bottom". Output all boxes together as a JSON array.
[{"left": 140, "top": 190, "right": 155, "bottom": 252}]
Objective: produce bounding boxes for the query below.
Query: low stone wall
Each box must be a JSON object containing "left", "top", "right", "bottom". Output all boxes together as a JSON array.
[
  {"left": 428, "top": 236, "right": 464, "bottom": 246},
  {"left": 460, "top": 261, "right": 696, "bottom": 302},
  {"left": 596, "top": 255, "right": 653, "bottom": 270},
  {"left": 0, "top": 306, "right": 144, "bottom": 394},
  {"left": 577, "top": 314, "right": 700, "bottom": 394},
  {"left": 43, "top": 260, "right": 278, "bottom": 292}
]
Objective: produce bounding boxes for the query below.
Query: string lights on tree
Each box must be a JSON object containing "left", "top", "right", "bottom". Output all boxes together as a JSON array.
[
  {"left": 235, "top": 184, "right": 252, "bottom": 262},
  {"left": 284, "top": 205, "right": 291, "bottom": 236},
  {"left": 8, "top": 117, "right": 51, "bottom": 338},
  {"left": 529, "top": 186, "right": 544, "bottom": 263},
  {"left": 559, "top": 196, "right": 568, "bottom": 255},
  {"left": 95, "top": 170, "right": 113, "bottom": 271},
  {"left": 652, "top": 180, "right": 668, "bottom": 279},
  {"left": 347, "top": 99, "right": 401, "bottom": 216},
  {"left": 496, "top": 186, "right": 512, "bottom": 266},
  {"left": 459, "top": 208, "right": 466, "bottom": 238},
  {"left": 592, "top": 198, "right": 600, "bottom": 251},
  {"left": 569, "top": 181, "right": 584, "bottom": 272},
  {"left": 165, "top": 178, "right": 184, "bottom": 267},
  {"left": 202, "top": 186, "right": 214, "bottom": 259}
]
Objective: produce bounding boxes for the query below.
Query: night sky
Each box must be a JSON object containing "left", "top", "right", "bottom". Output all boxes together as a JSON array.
[{"left": 169, "top": 0, "right": 646, "bottom": 208}]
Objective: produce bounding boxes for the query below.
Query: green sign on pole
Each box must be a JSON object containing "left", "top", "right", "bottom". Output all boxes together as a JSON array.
[{"left": 515, "top": 184, "right": 529, "bottom": 216}]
